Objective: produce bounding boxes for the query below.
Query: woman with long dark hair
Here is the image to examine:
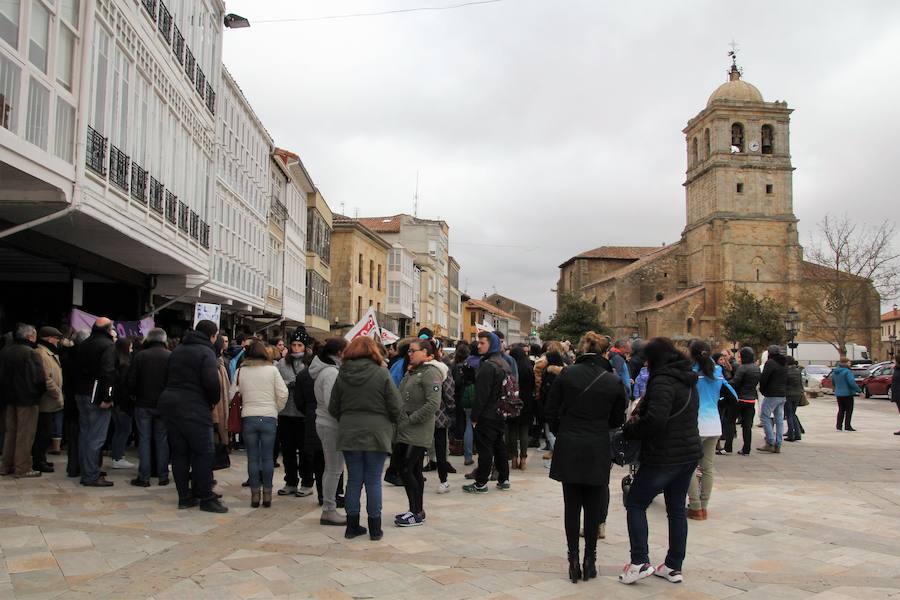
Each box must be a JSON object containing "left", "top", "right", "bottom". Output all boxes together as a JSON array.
[
  {"left": 728, "top": 347, "right": 760, "bottom": 454},
  {"left": 545, "top": 332, "right": 627, "bottom": 584},
  {"left": 619, "top": 337, "right": 701, "bottom": 586},
  {"left": 687, "top": 340, "right": 736, "bottom": 520},
  {"left": 507, "top": 345, "right": 535, "bottom": 470}
]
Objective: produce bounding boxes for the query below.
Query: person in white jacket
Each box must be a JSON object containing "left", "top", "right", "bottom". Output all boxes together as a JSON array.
[{"left": 232, "top": 341, "right": 288, "bottom": 508}]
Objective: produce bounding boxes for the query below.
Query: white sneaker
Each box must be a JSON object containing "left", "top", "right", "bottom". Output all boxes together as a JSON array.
[
  {"left": 437, "top": 482, "right": 450, "bottom": 494},
  {"left": 111, "top": 458, "right": 135, "bottom": 469},
  {"left": 654, "top": 563, "right": 683, "bottom": 583},
  {"left": 618, "top": 563, "right": 655, "bottom": 584}
]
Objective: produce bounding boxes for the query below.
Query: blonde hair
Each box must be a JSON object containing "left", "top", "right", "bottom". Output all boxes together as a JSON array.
[
  {"left": 546, "top": 341, "right": 566, "bottom": 355},
  {"left": 578, "top": 331, "right": 611, "bottom": 355}
]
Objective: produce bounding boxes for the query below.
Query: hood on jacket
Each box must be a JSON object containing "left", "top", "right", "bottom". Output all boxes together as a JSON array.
[
  {"left": 308, "top": 355, "right": 339, "bottom": 380},
  {"left": 338, "top": 357, "right": 385, "bottom": 387},
  {"left": 650, "top": 359, "right": 698, "bottom": 387},
  {"left": 483, "top": 332, "right": 501, "bottom": 354},
  {"left": 423, "top": 359, "right": 449, "bottom": 380},
  {"left": 739, "top": 346, "right": 755, "bottom": 365},
  {"left": 182, "top": 330, "right": 213, "bottom": 348}
]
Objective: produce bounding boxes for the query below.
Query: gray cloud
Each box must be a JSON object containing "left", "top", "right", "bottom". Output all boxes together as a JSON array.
[{"left": 223, "top": 0, "right": 900, "bottom": 317}]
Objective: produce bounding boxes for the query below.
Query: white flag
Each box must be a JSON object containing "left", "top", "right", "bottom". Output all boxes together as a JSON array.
[
  {"left": 344, "top": 307, "right": 380, "bottom": 341},
  {"left": 475, "top": 318, "right": 494, "bottom": 333},
  {"left": 380, "top": 328, "right": 400, "bottom": 345}
]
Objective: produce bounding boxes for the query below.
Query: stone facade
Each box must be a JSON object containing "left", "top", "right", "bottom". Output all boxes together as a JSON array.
[
  {"left": 557, "top": 62, "right": 882, "bottom": 351},
  {"left": 330, "top": 219, "right": 390, "bottom": 327}
]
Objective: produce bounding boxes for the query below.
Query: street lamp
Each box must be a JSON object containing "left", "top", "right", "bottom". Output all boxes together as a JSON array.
[
  {"left": 224, "top": 13, "right": 251, "bottom": 28},
  {"left": 784, "top": 308, "right": 801, "bottom": 357},
  {"left": 889, "top": 333, "right": 897, "bottom": 359}
]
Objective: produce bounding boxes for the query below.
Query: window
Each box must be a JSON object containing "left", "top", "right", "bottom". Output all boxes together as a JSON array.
[
  {"left": 56, "top": 25, "right": 75, "bottom": 90},
  {"left": 369, "top": 259, "right": 374, "bottom": 288},
  {"left": 761, "top": 124, "right": 774, "bottom": 154},
  {"left": 54, "top": 98, "right": 75, "bottom": 162},
  {"left": 736, "top": 182, "right": 744, "bottom": 193},
  {"left": 59, "top": 0, "right": 78, "bottom": 28},
  {"left": 704, "top": 128, "right": 710, "bottom": 158},
  {"left": 0, "top": 53, "right": 21, "bottom": 132},
  {"left": 0, "top": 0, "right": 19, "bottom": 48},
  {"left": 766, "top": 183, "right": 773, "bottom": 194},
  {"left": 358, "top": 253, "right": 363, "bottom": 284},
  {"left": 377, "top": 264, "right": 382, "bottom": 290},
  {"left": 28, "top": 0, "right": 49, "bottom": 72},
  {"left": 470, "top": 311, "right": 476, "bottom": 326},
  {"left": 357, "top": 296, "right": 363, "bottom": 320},
  {"left": 25, "top": 77, "right": 48, "bottom": 149},
  {"left": 730, "top": 122, "right": 744, "bottom": 153},
  {"left": 691, "top": 137, "right": 698, "bottom": 166},
  {"left": 90, "top": 26, "right": 110, "bottom": 132}
]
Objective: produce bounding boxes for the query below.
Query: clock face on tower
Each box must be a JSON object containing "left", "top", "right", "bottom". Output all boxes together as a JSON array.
[{"left": 749, "top": 140, "right": 760, "bottom": 152}]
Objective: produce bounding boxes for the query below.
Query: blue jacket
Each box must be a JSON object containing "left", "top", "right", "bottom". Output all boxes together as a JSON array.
[
  {"left": 692, "top": 362, "right": 737, "bottom": 438},
  {"left": 831, "top": 365, "right": 860, "bottom": 396},
  {"left": 609, "top": 350, "right": 632, "bottom": 397}
]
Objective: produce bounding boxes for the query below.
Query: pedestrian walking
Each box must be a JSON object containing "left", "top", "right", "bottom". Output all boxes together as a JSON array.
[
  {"left": 728, "top": 347, "right": 760, "bottom": 455},
  {"left": 619, "top": 337, "right": 701, "bottom": 586},
  {"left": 831, "top": 357, "right": 860, "bottom": 431},
  {"left": 157, "top": 320, "right": 227, "bottom": 512},
  {"left": 395, "top": 339, "right": 443, "bottom": 527},
  {"left": 544, "top": 332, "right": 627, "bottom": 584},
  {"left": 329, "top": 336, "right": 402, "bottom": 540},
  {"left": 233, "top": 340, "right": 288, "bottom": 508},
  {"left": 687, "top": 340, "right": 736, "bottom": 520}
]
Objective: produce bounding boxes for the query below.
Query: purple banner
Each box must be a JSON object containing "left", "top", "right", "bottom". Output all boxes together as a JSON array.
[{"left": 70, "top": 308, "right": 155, "bottom": 338}]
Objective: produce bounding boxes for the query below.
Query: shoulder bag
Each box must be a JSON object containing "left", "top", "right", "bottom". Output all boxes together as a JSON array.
[
  {"left": 609, "top": 384, "right": 694, "bottom": 467},
  {"left": 227, "top": 368, "right": 243, "bottom": 434}
]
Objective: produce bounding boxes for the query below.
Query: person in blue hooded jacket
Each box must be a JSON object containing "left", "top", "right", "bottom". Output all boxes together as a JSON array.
[
  {"left": 831, "top": 357, "right": 860, "bottom": 431},
  {"left": 686, "top": 340, "right": 736, "bottom": 520}
]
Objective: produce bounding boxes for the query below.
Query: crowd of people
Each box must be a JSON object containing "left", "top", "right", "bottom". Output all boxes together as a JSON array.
[{"left": 1, "top": 316, "right": 898, "bottom": 586}]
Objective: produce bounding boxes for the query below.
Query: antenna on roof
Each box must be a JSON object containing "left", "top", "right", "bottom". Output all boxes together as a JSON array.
[
  {"left": 354, "top": 206, "right": 359, "bottom": 219},
  {"left": 340, "top": 202, "right": 345, "bottom": 216},
  {"left": 413, "top": 170, "right": 419, "bottom": 218}
]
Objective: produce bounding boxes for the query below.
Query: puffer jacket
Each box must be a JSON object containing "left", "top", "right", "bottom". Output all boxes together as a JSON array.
[
  {"left": 396, "top": 360, "right": 443, "bottom": 448},
  {"left": 623, "top": 359, "right": 702, "bottom": 466},
  {"left": 830, "top": 365, "right": 860, "bottom": 397},
  {"left": 309, "top": 355, "right": 341, "bottom": 429},
  {"left": 731, "top": 363, "right": 761, "bottom": 400},
  {"left": 157, "top": 330, "right": 220, "bottom": 424},
  {"left": 759, "top": 355, "right": 788, "bottom": 397},
  {"left": 329, "top": 357, "right": 401, "bottom": 454},
  {"left": 231, "top": 358, "right": 288, "bottom": 419},
  {"left": 786, "top": 365, "right": 805, "bottom": 402}
]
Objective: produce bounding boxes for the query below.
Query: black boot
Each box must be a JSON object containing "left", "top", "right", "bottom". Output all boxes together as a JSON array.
[
  {"left": 568, "top": 550, "right": 582, "bottom": 584},
  {"left": 368, "top": 517, "right": 383, "bottom": 541},
  {"left": 582, "top": 547, "right": 597, "bottom": 581},
  {"left": 344, "top": 514, "right": 368, "bottom": 539}
]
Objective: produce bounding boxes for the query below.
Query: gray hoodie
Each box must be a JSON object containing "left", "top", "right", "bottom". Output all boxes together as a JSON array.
[
  {"left": 309, "top": 355, "right": 341, "bottom": 429},
  {"left": 276, "top": 355, "right": 306, "bottom": 418}
]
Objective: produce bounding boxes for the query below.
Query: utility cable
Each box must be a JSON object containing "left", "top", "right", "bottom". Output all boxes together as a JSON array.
[{"left": 253, "top": 0, "right": 503, "bottom": 24}]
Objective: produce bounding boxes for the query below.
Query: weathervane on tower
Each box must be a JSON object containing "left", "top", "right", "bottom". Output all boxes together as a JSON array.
[{"left": 727, "top": 39, "right": 742, "bottom": 79}]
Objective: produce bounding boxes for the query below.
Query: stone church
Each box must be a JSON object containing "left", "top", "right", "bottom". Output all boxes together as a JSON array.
[{"left": 557, "top": 60, "right": 881, "bottom": 351}]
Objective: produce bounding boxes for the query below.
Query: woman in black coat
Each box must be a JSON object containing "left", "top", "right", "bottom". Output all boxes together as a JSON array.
[
  {"left": 545, "top": 332, "right": 627, "bottom": 584},
  {"left": 619, "top": 337, "right": 701, "bottom": 586},
  {"left": 506, "top": 345, "right": 535, "bottom": 470}
]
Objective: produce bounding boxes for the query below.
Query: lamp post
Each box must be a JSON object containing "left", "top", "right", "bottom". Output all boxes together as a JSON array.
[
  {"left": 784, "top": 308, "right": 801, "bottom": 358},
  {"left": 224, "top": 13, "right": 251, "bottom": 28}
]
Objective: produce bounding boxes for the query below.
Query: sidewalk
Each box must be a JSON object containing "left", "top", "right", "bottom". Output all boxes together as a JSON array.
[{"left": 0, "top": 393, "right": 898, "bottom": 599}]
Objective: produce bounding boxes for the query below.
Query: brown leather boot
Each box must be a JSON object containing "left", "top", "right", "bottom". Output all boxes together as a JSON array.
[
  {"left": 687, "top": 508, "right": 705, "bottom": 520},
  {"left": 49, "top": 438, "right": 62, "bottom": 455},
  {"left": 262, "top": 488, "right": 272, "bottom": 508}
]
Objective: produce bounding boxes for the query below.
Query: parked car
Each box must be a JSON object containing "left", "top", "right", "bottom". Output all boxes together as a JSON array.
[
  {"left": 821, "top": 371, "right": 834, "bottom": 394},
  {"left": 861, "top": 364, "right": 894, "bottom": 398},
  {"left": 821, "top": 365, "right": 871, "bottom": 395},
  {"left": 804, "top": 364, "right": 831, "bottom": 385}
]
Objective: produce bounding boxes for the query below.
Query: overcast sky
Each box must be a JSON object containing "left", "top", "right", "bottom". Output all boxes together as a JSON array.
[{"left": 221, "top": 0, "right": 900, "bottom": 319}]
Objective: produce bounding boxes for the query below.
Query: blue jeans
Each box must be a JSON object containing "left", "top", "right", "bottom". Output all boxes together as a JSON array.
[
  {"left": 784, "top": 399, "right": 801, "bottom": 440},
  {"left": 52, "top": 411, "right": 63, "bottom": 439},
  {"left": 110, "top": 407, "right": 132, "bottom": 460},
  {"left": 76, "top": 394, "right": 111, "bottom": 484},
  {"left": 761, "top": 396, "right": 786, "bottom": 446},
  {"left": 625, "top": 461, "right": 697, "bottom": 571},
  {"left": 464, "top": 408, "right": 474, "bottom": 461},
  {"left": 343, "top": 450, "right": 388, "bottom": 518},
  {"left": 135, "top": 407, "right": 169, "bottom": 481},
  {"left": 243, "top": 416, "right": 278, "bottom": 489}
]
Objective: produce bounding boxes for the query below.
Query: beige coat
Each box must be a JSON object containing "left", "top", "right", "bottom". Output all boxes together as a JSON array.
[
  {"left": 231, "top": 359, "right": 288, "bottom": 419},
  {"left": 36, "top": 343, "right": 63, "bottom": 413}
]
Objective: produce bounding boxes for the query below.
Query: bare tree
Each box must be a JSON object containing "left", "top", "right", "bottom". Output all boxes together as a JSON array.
[{"left": 800, "top": 215, "right": 899, "bottom": 356}]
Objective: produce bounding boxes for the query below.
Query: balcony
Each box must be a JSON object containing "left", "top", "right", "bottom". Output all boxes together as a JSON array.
[
  {"left": 86, "top": 126, "right": 106, "bottom": 177},
  {"left": 157, "top": 1, "right": 172, "bottom": 44},
  {"left": 269, "top": 199, "right": 288, "bottom": 222},
  {"left": 189, "top": 210, "right": 200, "bottom": 240},
  {"left": 164, "top": 191, "right": 177, "bottom": 224},
  {"left": 205, "top": 82, "right": 215, "bottom": 115},
  {"left": 142, "top": 0, "right": 157, "bottom": 21},
  {"left": 199, "top": 222, "right": 210, "bottom": 248},
  {"left": 149, "top": 177, "right": 164, "bottom": 213},
  {"left": 130, "top": 163, "right": 148, "bottom": 203},
  {"left": 109, "top": 145, "right": 130, "bottom": 193},
  {"left": 184, "top": 48, "right": 195, "bottom": 82},
  {"left": 177, "top": 201, "right": 189, "bottom": 232},
  {"left": 172, "top": 25, "right": 184, "bottom": 64},
  {"left": 195, "top": 67, "right": 206, "bottom": 98}
]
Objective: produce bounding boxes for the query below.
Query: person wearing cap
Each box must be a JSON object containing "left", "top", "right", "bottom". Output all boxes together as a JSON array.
[
  {"left": 0, "top": 323, "right": 47, "bottom": 478},
  {"left": 275, "top": 327, "right": 314, "bottom": 497},
  {"left": 757, "top": 345, "right": 788, "bottom": 453},
  {"left": 31, "top": 326, "right": 64, "bottom": 473}
]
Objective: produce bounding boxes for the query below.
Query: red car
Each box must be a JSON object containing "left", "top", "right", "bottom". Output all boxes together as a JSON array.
[
  {"left": 861, "top": 364, "right": 894, "bottom": 398},
  {"left": 821, "top": 365, "right": 873, "bottom": 395}
]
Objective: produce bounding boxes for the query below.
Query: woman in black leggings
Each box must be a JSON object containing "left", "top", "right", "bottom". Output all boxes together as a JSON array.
[{"left": 544, "top": 332, "right": 627, "bottom": 584}]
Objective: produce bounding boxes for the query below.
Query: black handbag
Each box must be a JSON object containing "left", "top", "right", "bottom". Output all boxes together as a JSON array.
[
  {"left": 610, "top": 385, "right": 693, "bottom": 467},
  {"left": 213, "top": 432, "right": 231, "bottom": 471}
]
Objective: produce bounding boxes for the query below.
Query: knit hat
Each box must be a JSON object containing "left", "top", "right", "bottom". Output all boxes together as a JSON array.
[
  {"left": 417, "top": 327, "right": 434, "bottom": 339},
  {"left": 767, "top": 344, "right": 783, "bottom": 356},
  {"left": 290, "top": 326, "right": 313, "bottom": 346}
]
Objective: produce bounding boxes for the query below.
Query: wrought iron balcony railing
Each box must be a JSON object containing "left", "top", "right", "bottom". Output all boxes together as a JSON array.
[
  {"left": 178, "top": 201, "right": 189, "bottom": 232},
  {"left": 149, "top": 177, "right": 164, "bottom": 213},
  {"left": 165, "top": 191, "right": 177, "bottom": 224},
  {"left": 130, "top": 163, "right": 148, "bottom": 203},
  {"left": 184, "top": 48, "right": 195, "bottom": 82},
  {"left": 205, "top": 82, "right": 215, "bottom": 115},
  {"left": 142, "top": 0, "right": 157, "bottom": 21},
  {"left": 199, "top": 222, "right": 210, "bottom": 248},
  {"left": 157, "top": 1, "right": 172, "bottom": 44},
  {"left": 189, "top": 210, "right": 200, "bottom": 239},
  {"left": 109, "top": 144, "right": 130, "bottom": 192},
  {"left": 172, "top": 25, "right": 184, "bottom": 64},
  {"left": 86, "top": 126, "right": 106, "bottom": 177},
  {"left": 195, "top": 67, "right": 205, "bottom": 98}
]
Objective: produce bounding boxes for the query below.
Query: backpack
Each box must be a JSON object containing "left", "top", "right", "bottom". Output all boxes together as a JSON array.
[
  {"left": 492, "top": 357, "right": 522, "bottom": 419},
  {"left": 458, "top": 361, "right": 478, "bottom": 409}
]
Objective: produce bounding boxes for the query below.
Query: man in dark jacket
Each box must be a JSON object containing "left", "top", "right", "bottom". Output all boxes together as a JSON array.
[
  {"left": 157, "top": 320, "right": 226, "bottom": 513},
  {"left": 0, "top": 324, "right": 47, "bottom": 478},
  {"left": 72, "top": 318, "right": 116, "bottom": 486},
  {"left": 758, "top": 345, "right": 788, "bottom": 453},
  {"left": 727, "top": 347, "right": 761, "bottom": 454},
  {"left": 128, "top": 328, "right": 171, "bottom": 487},
  {"left": 463, "top": 331, "right": 511, "bottom": 493}
]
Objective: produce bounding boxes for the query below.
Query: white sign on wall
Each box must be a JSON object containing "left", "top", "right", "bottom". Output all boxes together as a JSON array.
[{"left": 193, "top": 303, "right": 221, "bottom": 328}]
